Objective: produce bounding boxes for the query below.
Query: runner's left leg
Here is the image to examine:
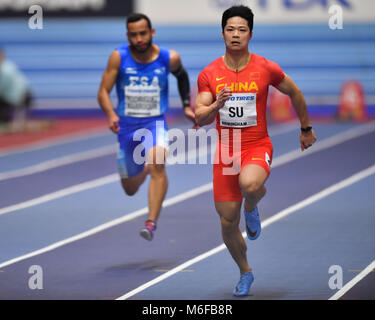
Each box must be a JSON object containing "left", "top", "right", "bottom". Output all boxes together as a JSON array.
[
  {"left": 120, "top": 165, "right": 149, "bottom": 196},
  {"left": 146, "top": 145, "right": 168, "bottom": 223},
  {"left": 239, "top": 164, "right": 268, "bottom": 212}
]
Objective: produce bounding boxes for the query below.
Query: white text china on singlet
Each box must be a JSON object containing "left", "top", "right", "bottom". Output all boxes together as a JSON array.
[
  {"left": 124, "top": 75, "right": 161, "bottom": 117},
  {"left": 219, "top": 93, "right": 257, "bottom": 128}
]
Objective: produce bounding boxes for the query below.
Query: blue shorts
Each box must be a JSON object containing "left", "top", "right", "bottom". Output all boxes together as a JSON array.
[{"left": 117, "top": 115, "right": 169, "bottom": 179}]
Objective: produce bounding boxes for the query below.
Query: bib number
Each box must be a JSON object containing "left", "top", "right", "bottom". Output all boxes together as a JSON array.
[
  {"left": 219, "top": 93, "right": 257, "bottom": 128},
  {"left": 125, "top": 76, "right": 161, "bottom": 118}
]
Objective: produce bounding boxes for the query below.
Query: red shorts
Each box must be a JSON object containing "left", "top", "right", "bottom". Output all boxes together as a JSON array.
[{"left": 213, "top": 136, "right": 273, "bottom": 202}]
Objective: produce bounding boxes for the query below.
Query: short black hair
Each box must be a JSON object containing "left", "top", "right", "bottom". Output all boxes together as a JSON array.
[
  {"left": 221, "top": 5, "right": 254, "bottom": 33},
  {"left": 126, "top": 13, "right": 152, "bottom": 30}
]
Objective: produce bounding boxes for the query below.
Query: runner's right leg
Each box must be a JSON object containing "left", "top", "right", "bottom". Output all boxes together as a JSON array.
[
  {"left": 215, "top": 201, "right": 252, "bottom": 274},
  {"left": 215, "top": 201, "right": 255, "bottom": 296}
]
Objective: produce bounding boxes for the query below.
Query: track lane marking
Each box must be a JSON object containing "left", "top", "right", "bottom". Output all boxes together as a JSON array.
[
  {"left": 0, "top": 122, "right": 298, "bottom": 181},
  {"left": 0, "top": 145, "right": 117, "bottom": 181},
  {"left": 329, "top": 260, "right": 375, "bottom": 300},
  {"left": 0, "top": 123, "right": 374, "bottom": 278},
  {"left": 0, "top": 128, "right": 110, "bottom": 157},
  {"left": 0, "top": 183, "right": 212, "bottom": 269},
  {"left": 1, "top": 122, "right": 374, "bottom": 217},
  {"left": 117, "top": 163, "right": 375, "bottom": 300}
]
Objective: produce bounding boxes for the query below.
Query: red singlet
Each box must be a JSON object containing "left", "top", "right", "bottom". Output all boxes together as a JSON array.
[{"left": 198, "top": 53, "right": 285, "bottom": 202}]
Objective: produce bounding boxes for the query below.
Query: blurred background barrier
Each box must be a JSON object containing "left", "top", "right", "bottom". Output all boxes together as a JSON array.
[
  {"left": 0, "top": 0, "right": 374, "bottom": 124},
  {"left": 0, "top": 0, "right": 133, "bottom": 17},
  {"left": 136, "top": 0, "right": 375, "bottom": 24},
  {"left": 337, "top": 80, "right": 367, "bottom": 122}
]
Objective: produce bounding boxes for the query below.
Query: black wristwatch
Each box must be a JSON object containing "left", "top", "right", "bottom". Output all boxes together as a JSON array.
[
  {"left": 183, "top": 99, "right": 191, "bottom": 108},
  {"left": 301, "top": 126, "right": 313, "bottom": 133}
]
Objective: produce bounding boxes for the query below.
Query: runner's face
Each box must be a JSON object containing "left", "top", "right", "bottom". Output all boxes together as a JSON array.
[
  {"left": 222, "top": 17, "right": 252, "bottom": 51},
  {"left": 127, "top": 19, "right": 154, "bottom": 53}
]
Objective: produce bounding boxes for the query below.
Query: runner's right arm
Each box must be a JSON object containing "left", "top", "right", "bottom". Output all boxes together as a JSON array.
[
  {"left": 195, "top": 86, "right": 232, "bottom": 127},
  {"left": 97, "top": 50, "right": 121, "bottom": 133}
]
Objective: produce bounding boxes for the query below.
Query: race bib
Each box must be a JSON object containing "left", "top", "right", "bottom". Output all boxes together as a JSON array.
[
  {"left": 125, "top": 82, "right": 161, "bottom": 118},
  {"left": 219, "top": 93, "right": 257, "bottom": 128}
]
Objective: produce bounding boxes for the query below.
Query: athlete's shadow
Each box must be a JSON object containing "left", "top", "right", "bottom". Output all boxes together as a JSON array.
[
  {"left": 210, "top": 290, "right": 288, "bottom": 300},
  {"left": 104, "top": 259, "right": 176, "bottom": 272}
]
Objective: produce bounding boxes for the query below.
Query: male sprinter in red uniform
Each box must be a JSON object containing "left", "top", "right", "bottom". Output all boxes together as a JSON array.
[{"left": 195, "top": 5, "right": 316, "bottom": 296}]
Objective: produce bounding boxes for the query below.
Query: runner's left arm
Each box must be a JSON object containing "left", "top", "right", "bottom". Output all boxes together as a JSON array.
[
  {"left": 276, "top": 74, "right": 317, "bottom": 151},
  {"left": 169, "top": 50, "right": 196, "bottom": 124}
]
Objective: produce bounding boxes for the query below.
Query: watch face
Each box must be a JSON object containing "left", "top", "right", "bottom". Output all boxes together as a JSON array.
[{"left": 301, "top": 126, "right": 312, "bottom": 132}]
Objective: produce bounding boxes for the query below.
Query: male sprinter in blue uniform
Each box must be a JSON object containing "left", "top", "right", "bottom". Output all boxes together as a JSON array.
[{"left": 98, "top": 13, "right": 195, "bottom": 241}]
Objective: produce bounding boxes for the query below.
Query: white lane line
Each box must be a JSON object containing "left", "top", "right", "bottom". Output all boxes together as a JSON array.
[
  {"left": 272, "top": 121, "right": 375, "bottom": 168},
  {"left": 0, "top": 174, "right": 119, "bottom": 217},
  {"left": 0, "top": 144, "right": 213, "bottom": 216},
  {"left": 0, "top": 122, "right": 298, "bottom": 181},
  {"left": 0, "top": 127, "right": 110, "bottom": 157},
  {"left": 0, "top": 145, "right": 117, "bottom": 181},
  {"left": 261, "top": 164, "right": 375, "bottom": 229},
  {"left": 329, "top": 260, "right": 375, "bottom": 300},
  {"left": 116, "top": 243, "right": 227, "bottom": 300},
  {"left": 0, "top": 123, "right": 374, "bottom": 217},
  {"left": 0, "top": 183, "right": 212, "bottom": 269},
  {"left": 116, "top": 163, "right": 375, "bottom": 300},
  {"left": 0, "top": 119, "right": 372, "bottom": 185},
  {"left": 0, "top": 123, "right": 373, "bottom": 269}
]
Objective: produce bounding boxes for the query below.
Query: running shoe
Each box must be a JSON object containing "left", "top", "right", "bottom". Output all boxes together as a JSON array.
[
  {"left": 244, "top": 206, "right": 261, "bottom": 240},
  {"left": 233, "top": 271, "right": 254, "bottom": 296},
  {"left": 139, "top": 220, "right": 156, "bottom": 241}
]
